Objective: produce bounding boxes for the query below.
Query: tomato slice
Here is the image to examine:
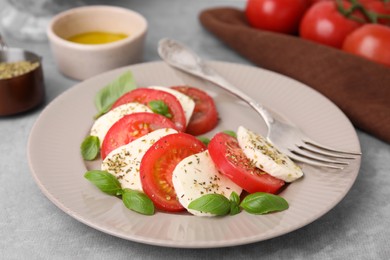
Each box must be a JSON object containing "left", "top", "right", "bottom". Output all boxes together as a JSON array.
[
  {"left": 112, "top": 88, "right": 186, "bottom": 132},
  {"left": 140, "top": 133, "right": 207, "bottom": 212},
  {"left": 101, "top": 112, "right": 177, "bottom": 159},
  {"left": 208, "top": 132, "right": 285, "bottom": 194},
  {"left": 171, "top": 86, "right": 218, "bottom": 136}
]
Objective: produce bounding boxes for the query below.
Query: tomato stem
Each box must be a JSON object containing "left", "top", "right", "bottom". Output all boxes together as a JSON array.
[
  {"left": 336, "top": 0, "right": 365, "bottom": 23},
  {"left": 336, "top": 0, "right": 390, "bottom": 24}
]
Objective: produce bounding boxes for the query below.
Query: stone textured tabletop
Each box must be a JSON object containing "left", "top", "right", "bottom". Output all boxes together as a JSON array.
[{"left": 1, "top": 0, "right": 389, "bottom": 259}]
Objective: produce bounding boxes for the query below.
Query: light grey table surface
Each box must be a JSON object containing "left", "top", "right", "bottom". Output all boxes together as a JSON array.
[{"left": 1, "top": 0, "right": 390, "bottom": 259}]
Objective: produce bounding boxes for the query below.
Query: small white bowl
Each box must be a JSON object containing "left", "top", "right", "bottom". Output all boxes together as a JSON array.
[{"left": 47, "top": 5, "right": 147, "bottom": 80}]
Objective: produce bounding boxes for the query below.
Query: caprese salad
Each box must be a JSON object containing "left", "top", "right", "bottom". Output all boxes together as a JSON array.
[{"left": 82, "top": 71, "right": 303, "bottom": 217}]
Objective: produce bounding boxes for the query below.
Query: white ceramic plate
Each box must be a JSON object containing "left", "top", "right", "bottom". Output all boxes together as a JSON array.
[{"left": 27, "top": 61, "right": 361, "bottom": 248}]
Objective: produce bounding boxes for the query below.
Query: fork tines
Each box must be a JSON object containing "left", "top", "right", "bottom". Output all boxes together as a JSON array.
[{"left": 290, "top": 140, "right": 361, "bottom": 169}]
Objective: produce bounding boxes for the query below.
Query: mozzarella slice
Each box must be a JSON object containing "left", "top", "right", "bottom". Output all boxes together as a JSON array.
[
  {"left": 172, "top": 150, "right": 242, "bottom": 216},
  {"left": 237, "top": 126, "right": 303, "bottom": 182},
  {"left": 90, "top": 102, "right": 152, "bottom": 146},
  {"left": 148, "top": 86, "right": 195, "bottom": 126},
  {"left": 101, "top": 128, "right": 178, "bottom": 191}
]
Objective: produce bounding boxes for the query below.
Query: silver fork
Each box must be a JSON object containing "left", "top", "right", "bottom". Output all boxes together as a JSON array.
[{"left": 158, "top": 38, "right": 361, "bottom": 169}]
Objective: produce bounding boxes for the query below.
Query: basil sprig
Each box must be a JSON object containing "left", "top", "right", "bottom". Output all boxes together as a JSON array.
[
  {"left": 84, "top": 170, "right": 155, "bottom": 215},
  {"left": 84, "top": 170, "right": 122, "bottom": 196},
  {"left": 229, "top": 192, "right": 241, "bottom": 216},
  {"left": 80, "top": 135, "right": 100, "bottom": 161},
  {"left": 148, "top": 100, "right": 172, "bottom": 118},
  {"left": 240, "top": 192, "right": 289, "bottom": 214},
  {"left": 188, "top": 192, "right": 288, "bottom": 216},
  {"left": 188, "top": 194, "right": 231, "bottom": 215},
  {"left": 223, "top": 130, "right": 237, "bottom": 138},
  {"left": 197, "top": 136, "right": 210, "bottom": 146},
  {"left": 94, "top": 71, "right": 136, "bottom": 118},
  {"left": 197, "top": 129, "right": 237, "bottom": 147},
  {"left": 122, "top": 189, "right": 155, "bottom": 215}
]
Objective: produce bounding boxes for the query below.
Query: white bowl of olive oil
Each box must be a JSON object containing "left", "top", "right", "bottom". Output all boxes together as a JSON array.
[{"left": 47, "top": 5, "right": 147, "bottom": 80}]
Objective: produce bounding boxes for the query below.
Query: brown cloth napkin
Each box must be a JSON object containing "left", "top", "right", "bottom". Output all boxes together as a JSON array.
[{"left": 199, "top": 7, "right": 390, "bottom": 144}]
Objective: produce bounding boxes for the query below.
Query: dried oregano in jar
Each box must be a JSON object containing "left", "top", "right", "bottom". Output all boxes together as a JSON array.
[{"left": 0, "top": 61, "right": 40, "bottom": 80}]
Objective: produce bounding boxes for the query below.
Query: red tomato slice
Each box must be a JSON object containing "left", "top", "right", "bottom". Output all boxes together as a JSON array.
[
  {"left": 140, "top": 133, "right": 206, "bottom": 212},
  {"left": 171, "top": 86, "right": 218, "bottom": 136},
  {"left": 101, "top": 112, "right": 177, "bottom": 159},
  {"left": 111, "top": 88, "right": 186, "bottom": 132},
  {"left": 208, "top": 132, "right": 285, "bottom": 194}
]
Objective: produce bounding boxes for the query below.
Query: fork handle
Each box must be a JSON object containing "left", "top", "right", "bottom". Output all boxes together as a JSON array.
[{"left": 190, "top": 62, "right": 275, "bottom": 128}]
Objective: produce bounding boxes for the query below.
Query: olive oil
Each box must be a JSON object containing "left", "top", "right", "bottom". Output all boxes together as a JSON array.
[{"left": 67, "top": 31, "right": 128, "bottom": 44}]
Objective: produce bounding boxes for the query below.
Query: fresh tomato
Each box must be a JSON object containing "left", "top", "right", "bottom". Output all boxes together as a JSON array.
[
  {"left": 208, "top": 132, "right": 285, "bottom": 194},
  {"left": 245, "top": 0, "right": 310, "bottom": 34},
  {"left": 361, "top": 0, "right": 390, "bottom": 25},
  {"left": 309, "top": 0, "right": 330, "bottom": 6},
  {"left": 100, "top": 112, "right": 177, "bottom": 159},
  {"left": 299, "top": 1, "right": 364, "bottom": 48},
  {"left": 171, "top": 86, "right": 218, "bottom": 136},
  {"left": 111, "top": 88, "right": 186, "bottom": 132},
  {"left": 342, "top": 23, "right": 390, "bottom": 67},
  {"left": 140, "top": 133, "right": 206, "bottom": 212}
]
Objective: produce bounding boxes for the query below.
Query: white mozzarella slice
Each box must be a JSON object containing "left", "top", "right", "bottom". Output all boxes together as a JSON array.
[
  {"left": 101, "top": 128, "right": 178, "bottom": 191},
  {"left": 237, "top": 126, "right": 303, "bottom": 182},
  {"left": 172, "top": 150, "right": 242, "bottom": 216},
  {"left": 149, "top": 86, "right": 195, "bottom": 126},
  {"left": 90, "top": 102, "right": 152, "bottom": 146}
]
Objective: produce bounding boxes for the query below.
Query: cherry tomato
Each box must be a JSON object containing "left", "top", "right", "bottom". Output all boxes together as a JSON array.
[
  {"left": 111, "top": 88, "right": 186, "bottom": 132},
  {"left": 100, "top": 112, "right": 177, "bottom": 159},
  {"left": 361, "top": 1, "right": 390, "bottom": 25},
  {"left": 299, "top": 1, "right": 364, "bottom": 48},
  {"left": 245, "top": 0, "right": 310, "bottom": 34},
  {"left": 309, "top": 0, "right": 330, "bottom": 6},
  {"left": 342, "top": 23, "right": 390, "bottom": 67},
  {"left": 171, "top": 86, "right": 218, "bottom": 136},
  {"left": 140, "top": 133, "right": 206, "bottom": 212},
  {"left": 208, "top": 132, "right": 285, "bottom": 194}
]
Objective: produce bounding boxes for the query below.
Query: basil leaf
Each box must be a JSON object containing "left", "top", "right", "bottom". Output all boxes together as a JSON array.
[
  {"left": 229, "top": 192, "right": 241, "bottom": 215},
  {"left": 188, "top": 194, "right": 230, "bottom": 216},
  {"left": 94, "top": 71, "right": 136, "bottom": 118},
  {"left": 240, "top": 192, "right": 289, "bottom": 214},
  {"left": 230, "top": 203, "right": 241, "bottom": 216},
  {"left": 229, "top": 191, "right": 240, "bottom": 204},
  {"left": 223, "top": 130, "right": 237, "bottom": 138},
  {"left": 84, "top": 170, "right": 122, "bottom": 196},
  {"left": 148, "top": 100, "right": 172, "bottom": 118},
  {"left": 197, "top": 136, "right": 210, "bottom": 146},
  {"left": 80, "top": 135, "right": 100, "bottom": 160},
  {"left": 122, "top": 189, "right": 154, "bottom": 215}
]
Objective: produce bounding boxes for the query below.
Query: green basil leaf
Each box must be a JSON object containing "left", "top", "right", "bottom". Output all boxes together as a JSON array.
[
  {"left": 188, "top": 194, "right": 230, "bottom": 216},
  {"left": 84, "top": 170, "right": 122, "bottom": 196},
  {"left": 94, "top": 71, "right": 136, "bottom": 118},
  {"left": 197, "top": 136, "right": 210, "bottom": 146},
  {"left": 229, "top": 191, "right": 241, "bottom": 215},
  {"left": 240, "top": 192, "right": 289, "bottom": 214},
  {"left": 80, "top": 135, "right": 100, "bottom": 160},
  {"left": 122, "top": 189, "right": 155, "bottom": 215},
  {"left": 230, "top": 203, "right": 241, "bottom": 216},
  {"left": 223, "top": 130, "right": 237, "bottom": 138},
  {"left": 148, "top": 100, "right": 172, "bottom": 118},
  {"left": 229, "top": 191, "right": 240, "bottom": 204}
]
